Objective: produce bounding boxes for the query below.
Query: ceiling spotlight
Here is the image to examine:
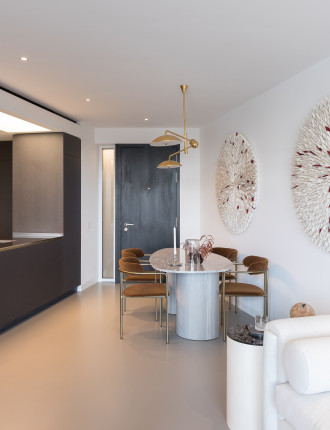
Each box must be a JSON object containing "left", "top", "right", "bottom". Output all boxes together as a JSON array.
[
  {"left": 85, "top": 98, "right": 91, "bottom": 102},
  {"left": 144, "top": 118, "right": 149, "bottom": 121},
  {"left": 20, "top": 57, "right": 28, "bottom": 62}
]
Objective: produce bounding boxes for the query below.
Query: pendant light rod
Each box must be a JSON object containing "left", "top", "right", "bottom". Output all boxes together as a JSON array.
[{"left": 180, "top": 85, "right": 188, "bottom": 154}]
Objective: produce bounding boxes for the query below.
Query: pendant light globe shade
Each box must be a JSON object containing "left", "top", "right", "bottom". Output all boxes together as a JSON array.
[
  {"left": 157, "top": 159, "right": 182, "bottom": 169},
  {"left": 150, "top": 134, "right": 182, "bottom": 147}
]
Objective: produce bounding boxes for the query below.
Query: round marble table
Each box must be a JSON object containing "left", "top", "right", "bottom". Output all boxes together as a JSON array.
[{"left": 150, "top": 248, "right": 232, "bottom": 340}]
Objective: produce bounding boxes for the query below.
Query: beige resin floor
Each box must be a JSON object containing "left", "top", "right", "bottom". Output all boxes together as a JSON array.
[{"left": 0, "top": 283, "right": 252, "bottom": 430}]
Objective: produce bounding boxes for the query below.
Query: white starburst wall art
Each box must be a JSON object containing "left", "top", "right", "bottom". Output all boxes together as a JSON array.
[
  {"left": 216, "top": 132, "right": 258, "bottom": 234},
  {"left": 292, "top": 96, "right": 330, "bottom": 252}
]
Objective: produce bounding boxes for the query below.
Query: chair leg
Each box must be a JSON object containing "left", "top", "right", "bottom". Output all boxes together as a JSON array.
[
  {"left": 220, "top": 294, "right": 223, "bottom": 326},
  {"left": 221, "top": 272, "right": 226, "bottom": 341},
  {"left": 120, "top": 294, "right": 123, "bottom": 339},
  {"left": 222, "top": 291, "right": 226, "bottom": 341},
  {"left": 160, "top": 298, "right": 162, "bottom": 327},
  {"left": 264, "top": 271, "right": 269, "bottom": 317},
  {"left": 155, "top": 298, "right": 158, "bottom": 321},
  {"left": 229, "top": 297, "right": 231, "bottom": 310},
  {"left": 166, "top": 280, "right": 169, "bottom": 344},
  {"left": 235, "top": 296, "right": 238, "bottom": 313},
  {"left": 124, "top": 297, "right": 126, "bottom": 312}
]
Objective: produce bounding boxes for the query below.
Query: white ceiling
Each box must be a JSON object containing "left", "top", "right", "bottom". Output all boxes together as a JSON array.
[{"left": 1, "top": 0, "right": 330, "bottom": 128}]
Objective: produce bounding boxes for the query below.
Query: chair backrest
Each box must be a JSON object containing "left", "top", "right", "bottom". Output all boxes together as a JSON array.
[
  {"left": 121, "top": 256, "right": 140, "bottom": 264},
  {"left": 243, "top": 256, "right": 268, "bottom": 274},
  {"left": 212, "top": 247, "right": 238, "bottom": 261},
  {"left": 121, "top": 248, "right": 144, "bottom": 258},
  {"left": 119, "top": 258, "right": 144, "bottom": 274}
]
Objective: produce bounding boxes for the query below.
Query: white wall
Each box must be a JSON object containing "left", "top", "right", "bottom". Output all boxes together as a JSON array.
[
  {"left": 0, "top": 89, "right": 99, "bottom": 289},
  {"left": 200, "top": 56, "right": 330, "bottom": 319},
  {"left": 95, "top": 128, "right": 201, "bottom": 242}
]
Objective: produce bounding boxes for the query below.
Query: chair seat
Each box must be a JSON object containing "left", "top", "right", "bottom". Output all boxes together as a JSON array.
[
  {"left": 125, "top": 272, "right": 165, "bottom": 282},
  {"left": 123, "top": 283, "right": 168, "bottom": 297},
  {"left": 220, "top": 282, "right": 265, "bottom": 296}
]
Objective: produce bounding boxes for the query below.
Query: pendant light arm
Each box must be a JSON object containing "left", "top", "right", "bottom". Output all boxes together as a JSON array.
[
  {"left": 168, "top": 142, "right": 194, "bottom": 161},
  {"left": 164, "top": 130, "right": 185, "bottom": 140},
  {"left": 164, "top": 130, "right": 198, "bottom": 147}
]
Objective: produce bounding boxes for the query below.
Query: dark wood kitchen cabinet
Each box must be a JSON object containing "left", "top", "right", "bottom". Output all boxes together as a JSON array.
[{"left": 0, "top": 132, "right": 81, "bottom": 332}]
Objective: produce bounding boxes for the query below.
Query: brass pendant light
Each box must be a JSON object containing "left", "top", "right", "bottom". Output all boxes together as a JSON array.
[{"left": 151, "top": 85, "right": 199, "bottom": 168}]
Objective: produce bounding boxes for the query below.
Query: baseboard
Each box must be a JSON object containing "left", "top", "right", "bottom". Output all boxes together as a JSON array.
[{"left": 77, "top": 276, "right": 99, "bottom": 292}]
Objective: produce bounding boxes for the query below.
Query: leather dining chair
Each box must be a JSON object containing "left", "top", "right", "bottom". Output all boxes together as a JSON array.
[
  {"left": 119, "top": 259, "right": 169, "bottom": 343},
  {"left": 121, "top": 248, "right": 151, "bottom": 265},
  {"left": 220, "top": 255, "right": 269, "bottom": 340},
  {"left": 120, "top": 253, "right": 165, "bottom": 319},
  {"left": 212, "top": 247, "right": 238, "bottom": 309}
]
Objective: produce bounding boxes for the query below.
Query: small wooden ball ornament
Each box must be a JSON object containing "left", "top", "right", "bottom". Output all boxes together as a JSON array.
[{"left": 290, "top": 302, "right": 315, "bottom": 318}]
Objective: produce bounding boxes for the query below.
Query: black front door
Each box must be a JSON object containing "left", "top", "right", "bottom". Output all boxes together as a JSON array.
[{"left": 115, "top": 144, "right": 180, "bottom": 281}]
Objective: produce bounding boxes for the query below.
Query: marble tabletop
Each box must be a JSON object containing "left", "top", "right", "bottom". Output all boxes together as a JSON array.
[
  {"left": 227, "top": 324, "right": 264, "bottom": 346},
  {"left": 150, "top": 248, "right": 233, "bottom": 274}
]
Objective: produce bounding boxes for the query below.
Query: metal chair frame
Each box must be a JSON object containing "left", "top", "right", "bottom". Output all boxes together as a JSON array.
[
  {"left": 119, "top": 268, "right": 169, "bottom": 343},
  {"left": 221, "top": 264, "right": 269, "bottom": 341},
  {"left": 121, "top": 261, "right": 163, "bottom": 319}
]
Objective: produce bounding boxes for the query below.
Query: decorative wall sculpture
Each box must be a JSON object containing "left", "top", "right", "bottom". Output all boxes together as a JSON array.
[
  {"left": 216, "top": 132, "right": 258, "bottom": 234},
  {"left": 292, "top": 96, "right": 330, "bottom": 252}
]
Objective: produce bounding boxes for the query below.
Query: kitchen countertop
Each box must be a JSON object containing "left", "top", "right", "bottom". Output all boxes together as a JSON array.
[{"left": 0, "top": 235, "right": 63, "bottom": 252}]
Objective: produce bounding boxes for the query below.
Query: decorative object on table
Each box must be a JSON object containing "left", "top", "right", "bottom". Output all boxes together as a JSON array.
[
  {"left": 254, "top": 314, "right": 268, "bottom": 331},
  {"left": 199, "top": 234, "right": 214, "bottom": 262},
  {"left": 292, "top": 96, "right": 330, "bottom": 252},
  {"left": 216, "top": 132, "right": 258, "bottom": 234},
  {"left": 183, "top": 239, "right": 200, "bottom": 264},
  {"left": 290, "top": 302, "right": 315, "bottom": 318},
  {"left": 150, "top": 85, "right": 199, "bottom": 169}
]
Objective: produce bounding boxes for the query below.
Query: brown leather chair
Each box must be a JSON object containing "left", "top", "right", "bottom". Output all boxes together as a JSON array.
[
  {"left": 120, "top": 254, "right": 165, "bottom": 317},
  {"left": 119, "top": 259, "right": 169, "bottom": 343},
  {"left": 212, "top": 247, "right": 238, "bottom": 309},
  {"left": 121, "top": 248, "right": 150, "bottom": 264},
  {"left": 220, "top": 255, "right": 269, "bottom": 341}
]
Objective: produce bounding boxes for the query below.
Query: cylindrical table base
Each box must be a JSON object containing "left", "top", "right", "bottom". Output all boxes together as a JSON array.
[{"left": 176, "top": 272, "right": 219, "bottom": 340}]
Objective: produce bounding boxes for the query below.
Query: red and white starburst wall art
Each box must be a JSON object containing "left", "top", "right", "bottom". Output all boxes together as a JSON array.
[
  {"left": 292, "top": 96, "right": 330, "bottom": 252},
  {"left": 216, "top": 132, "right": 258, "bottom": 234}
]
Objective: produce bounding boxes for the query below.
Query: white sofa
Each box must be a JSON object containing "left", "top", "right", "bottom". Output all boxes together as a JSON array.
[{"left": 263, "top": 315, "right": 330, "bottom": 430}]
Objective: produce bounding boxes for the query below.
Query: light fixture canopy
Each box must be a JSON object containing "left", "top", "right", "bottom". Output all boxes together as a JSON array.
[{"left": 151, "top": 85, "right": 199, "bottom": 168}]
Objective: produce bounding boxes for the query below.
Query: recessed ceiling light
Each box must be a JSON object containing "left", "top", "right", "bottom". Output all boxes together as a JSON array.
[
  {"left": 85, "top": 98, "right": 91, "bottom": 102},
  {"left": 144, "top": 118, "right": 149, "bottom": 121},
  {"left": 0, "top": 112, "right": 51, "bottom": 133},
  {"left": 20, "top": 57, "right": 28, "bottom": 62}
]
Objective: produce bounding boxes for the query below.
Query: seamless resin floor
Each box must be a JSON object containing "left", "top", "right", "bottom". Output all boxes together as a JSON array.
[{"left": 0, "top": 283, "right": 252, "bottom": 430}]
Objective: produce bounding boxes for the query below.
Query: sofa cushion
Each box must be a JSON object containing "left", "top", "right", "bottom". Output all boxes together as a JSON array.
[
  {"left": 283, "top": 337, "right": 330, "bottom": 394},
  {"left": 275, "top": 383, "right": 330, "bottom": 430}
]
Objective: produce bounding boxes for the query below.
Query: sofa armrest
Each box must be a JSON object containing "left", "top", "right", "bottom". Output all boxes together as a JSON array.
[{"left": 263, "top": 315, "right": 330, "bottom": 430}]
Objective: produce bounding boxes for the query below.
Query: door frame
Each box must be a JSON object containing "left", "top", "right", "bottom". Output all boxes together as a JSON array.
[
  {"left": 99, "top": 144, "right": 116, "bottom": 282},
  {"left": 115, "top": 143, "right": 180, "bottom": 282}
]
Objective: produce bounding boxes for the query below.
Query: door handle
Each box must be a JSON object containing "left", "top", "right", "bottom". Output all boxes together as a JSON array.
[{"left": 124, "top": 223, "right": 134, "bottom": 226}]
